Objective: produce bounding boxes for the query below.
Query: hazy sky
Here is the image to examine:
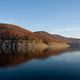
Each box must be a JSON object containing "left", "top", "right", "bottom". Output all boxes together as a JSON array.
[{"left": 0, "top": 0, "right": 80, "bottom": 38}]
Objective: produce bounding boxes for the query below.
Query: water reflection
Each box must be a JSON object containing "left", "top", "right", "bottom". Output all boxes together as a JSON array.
[
  {"left": 0, "top": 46, "right": 80, "bottom": 67},
  {"left": 0, "top": 46, "right": 69, "bottom": 67}
]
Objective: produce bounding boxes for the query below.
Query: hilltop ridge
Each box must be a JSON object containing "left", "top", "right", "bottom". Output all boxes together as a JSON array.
[
  {"left": 0, "top": 23, "right": 80, "bottom": 49},
  {"left": 0, "top": 23, "right": 38, "bottom": 41}
]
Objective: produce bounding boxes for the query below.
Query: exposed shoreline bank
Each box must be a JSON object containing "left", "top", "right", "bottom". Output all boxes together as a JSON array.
[{"left": 0, "top": 40, "right": 70, "bottom": 53}]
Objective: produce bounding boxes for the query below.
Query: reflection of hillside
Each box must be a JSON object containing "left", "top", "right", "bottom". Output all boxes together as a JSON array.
[{"left": 0, "top": 47, "right": 69, "bottom": 68}]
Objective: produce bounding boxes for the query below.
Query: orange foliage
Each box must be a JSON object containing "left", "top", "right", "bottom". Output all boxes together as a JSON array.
[{"left": 0, "top": 23, "right": 38, "bottom": 40}]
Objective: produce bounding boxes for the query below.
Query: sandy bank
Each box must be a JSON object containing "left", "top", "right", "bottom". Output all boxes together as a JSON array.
[
  {"left": 48, "top": 42, "right": 69, "bottom": 50},
  {"left": 25, "top": 42, "right": 69, "bottom": 52}
]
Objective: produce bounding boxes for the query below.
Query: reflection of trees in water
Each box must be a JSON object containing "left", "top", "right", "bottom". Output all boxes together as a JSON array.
[
  {"left": 0, "top": 47, "right": 68, "bottom": 68},
  {"left": 68, "top": 42, "right": 80, "bottom": 49},
  {"left": 1, "top": 46, "right": 80, "bottom": 68}
]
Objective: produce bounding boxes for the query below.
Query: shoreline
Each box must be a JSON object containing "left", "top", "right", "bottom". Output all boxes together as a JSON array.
[{"left": 0, "top": 40, "right": 70, "bottom": 53}]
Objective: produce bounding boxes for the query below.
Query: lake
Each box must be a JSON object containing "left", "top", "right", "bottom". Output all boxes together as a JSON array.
[{"left": 0, "top": 48, "right": 80, "bottom": 80}]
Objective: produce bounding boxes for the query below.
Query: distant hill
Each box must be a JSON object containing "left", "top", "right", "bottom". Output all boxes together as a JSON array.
[
  {"left": 34, "top": 31, "right": 80, "bottom": 44},
  {"left": 0, "top": 23, "right": 38, "bottom": 41},
  {"left": 0, "top": 23, "right": 80, "bottom": 47},
  {"left": 34, "top": 31, "right": 63, "bottom": 43},
  {"left": 53, "top": 34, "right": 80, "bottom": 44},
  {"left": 34, "top": 31, "right": 80, "bottom": 49}
]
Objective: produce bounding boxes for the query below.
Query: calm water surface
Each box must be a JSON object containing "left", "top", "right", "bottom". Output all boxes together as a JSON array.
[{"left": 0, "top": 48, "right": 80, "bottom": 80}]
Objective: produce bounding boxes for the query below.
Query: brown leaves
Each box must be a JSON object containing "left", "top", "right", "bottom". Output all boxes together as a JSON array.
[{"left": 0, "top": 24, "right": 38, "bottom": 40}]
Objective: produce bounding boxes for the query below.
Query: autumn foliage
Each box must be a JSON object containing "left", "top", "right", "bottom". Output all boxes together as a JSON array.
[
  {"left": 0, "top": 23, "right": 38, "bottom": 40},
  {"left": 34, "top": 31, "right": 63, "bottom": 43}
]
